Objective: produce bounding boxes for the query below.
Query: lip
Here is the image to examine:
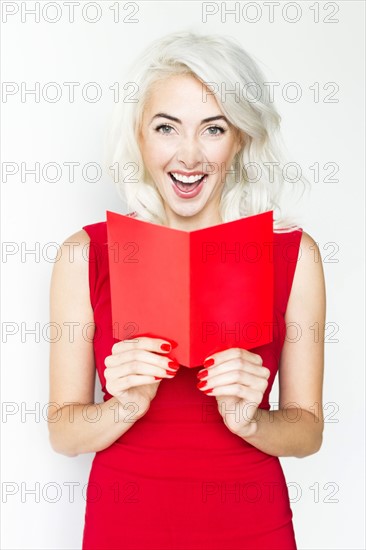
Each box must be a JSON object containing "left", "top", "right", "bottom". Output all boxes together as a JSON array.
[
  {"left": 169, "top": 172, "right": 207, "bottom": 199},
  {"left": 169, "top": 170, "right": 207, "bottom": 177}
]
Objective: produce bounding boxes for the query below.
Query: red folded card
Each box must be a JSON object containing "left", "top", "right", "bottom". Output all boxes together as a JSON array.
[{"left": 106, "top": 210, "right": 274, "bottom": 368}]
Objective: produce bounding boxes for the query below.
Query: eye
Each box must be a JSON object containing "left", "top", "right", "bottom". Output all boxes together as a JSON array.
[
  {"left": 154, "top": 124, "right": 227, "bottom": 136},
  {"left": 155, "top": 124, "right": 174, "bottom": 134},
  {"left": 206, "top": 125, "right": 226, "bottom": 136}
]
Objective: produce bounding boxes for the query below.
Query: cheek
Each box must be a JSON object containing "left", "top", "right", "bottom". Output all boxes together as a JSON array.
[
  {"left": 226, "top": 144, "right": 238, "bottom": 162},
  {"left": 210, "top": 142, "right": 236, "bottom": 165},
  {"left": 144, "top": 141, "right": 172, "bottom": 169}
]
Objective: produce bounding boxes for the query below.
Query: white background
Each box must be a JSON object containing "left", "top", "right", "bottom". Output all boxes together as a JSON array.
[{"left": 1, "top": 1, "right": 365, "bottom": 548}]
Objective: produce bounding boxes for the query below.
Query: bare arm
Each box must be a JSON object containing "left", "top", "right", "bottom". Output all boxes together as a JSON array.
[
  {"left": 48, "top": 229, "right": 141, "bottom": 457},
  {"left": 240, "top": 231, "right": 326, "bottom": 458}
]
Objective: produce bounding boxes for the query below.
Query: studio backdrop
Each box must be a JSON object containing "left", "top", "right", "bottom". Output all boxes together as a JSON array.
[{"left": 1, "top": 1, "right": 365, "bottom": 549}]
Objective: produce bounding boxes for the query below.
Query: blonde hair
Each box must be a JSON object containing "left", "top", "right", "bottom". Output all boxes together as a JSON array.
[{"left": 104, "top": 30, "right": 310, "bottom": 232}]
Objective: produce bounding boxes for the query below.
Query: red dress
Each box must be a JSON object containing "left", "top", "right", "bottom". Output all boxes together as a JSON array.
[{"left": 81, "top": 213, "right": 302, "bottom": 550}]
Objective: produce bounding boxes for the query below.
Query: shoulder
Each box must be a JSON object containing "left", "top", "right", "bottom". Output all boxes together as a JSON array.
[
  {"left": 62, "top": 228, "right": 91, "bottom": 261},
  {"left": 288, "top": 230, "right": 326, "bottom": 314},
  {"left": 298, "top": 230, "right": 323, "bottom": 275},
  {"left": 81, "top": 221, "right": 107, "bottom": 242},
  {"left": 50, "top": 229, "right": 91, "bottom": 295},
  {"left": 275, "top": 228, "right": 319, "bottom": 263},
  {"left": 299, "top": 229, "right": 317, "bottom": 251}
]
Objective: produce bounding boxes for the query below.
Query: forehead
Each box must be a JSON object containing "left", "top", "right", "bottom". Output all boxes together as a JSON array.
[{"left": 143, "top": 74, "right": 221, "bottom": 116}]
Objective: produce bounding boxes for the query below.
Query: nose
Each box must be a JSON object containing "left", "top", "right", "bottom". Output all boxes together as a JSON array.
[{"left": 176, "top": 136, "right": 204, "bottom": 169}]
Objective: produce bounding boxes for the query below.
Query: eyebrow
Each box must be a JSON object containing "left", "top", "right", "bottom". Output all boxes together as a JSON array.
[{"left": 150, "top": 113, "right": 230, "bottom": 125}]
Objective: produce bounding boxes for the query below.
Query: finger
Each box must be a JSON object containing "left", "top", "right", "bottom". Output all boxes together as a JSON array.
[
  {"left": 107, "top": 374, "right": 160, "bottom": 398},
  {"left": 198, "top": 359, "right": 269, "bottom": 380},
  {"left": 111, "top": 336, "right": 174, "bottom": 355},
  {"left": 110, "top": 372, "right": 177, "bottom": 394},
  {"left": 105, "top": 348, "right": 177, "bottom": 371},
  {"left": 203, "top": 384, "right": 264, "bottom": 403},
  {"left": 105, "top": 363, "right": 180, "bottom": 385},
  {"left": 198, "top": 370, "right": 268, "bottom": 392},
  {"left": 204, "top": 348, "right": 263, "bottom": 367}
]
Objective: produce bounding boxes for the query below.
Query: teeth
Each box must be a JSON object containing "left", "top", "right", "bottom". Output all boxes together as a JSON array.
[{"left": 171, "top": 172, "right": 205, "bottom": 183}]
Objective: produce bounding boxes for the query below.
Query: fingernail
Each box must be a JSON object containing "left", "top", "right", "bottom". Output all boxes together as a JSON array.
[
  {"left": 166, "top": 369, "right": 178, "bottom": 376},
  {"left": 203, "top": 358, "right": 215, "bottom": 368},
  {"left": 197, "top": 369, "right": 208, "bottom": 380},
  {"left": 203, "top": 388, "right": 213, "bottom": 394},
  {"left": 160, "top": 343, "right": 171, "bottom": 352},
  {"left": 168, "top": 361, "right": 179, "bottom": 370},
  {"left": 154, "top": 376, "right": 163, "bottom": 380},
  {"left": 197, "top": 380, "right": 207, "bottom": 389}
]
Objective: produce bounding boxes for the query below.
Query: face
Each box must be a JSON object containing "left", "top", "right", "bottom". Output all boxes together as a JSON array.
[{"left": 138, "top": 74, "right": 243, "bottom": 230}]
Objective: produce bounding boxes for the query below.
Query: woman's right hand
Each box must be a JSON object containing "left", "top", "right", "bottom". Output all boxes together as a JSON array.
[{"left": 104, "top": 336, "right": 180, "bottom": 420}]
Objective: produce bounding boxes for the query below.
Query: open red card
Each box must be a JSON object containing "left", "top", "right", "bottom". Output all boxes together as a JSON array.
[{"left": 106, "top": 210, "right": 274, "bottom": 368}]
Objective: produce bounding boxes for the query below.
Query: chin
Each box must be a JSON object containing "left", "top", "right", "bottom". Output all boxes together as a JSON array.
[{"left": 168, "top": 202, "right": 205, "bottom": 218}]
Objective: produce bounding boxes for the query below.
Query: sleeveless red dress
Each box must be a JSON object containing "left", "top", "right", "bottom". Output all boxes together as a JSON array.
[{"left": 81, "top": 213, "right": 302, "bottom": 550}]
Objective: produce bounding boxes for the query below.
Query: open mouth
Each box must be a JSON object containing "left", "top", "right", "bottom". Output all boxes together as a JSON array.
[{"left": 168, "top": 172, "right": 207, "bottom": 192}]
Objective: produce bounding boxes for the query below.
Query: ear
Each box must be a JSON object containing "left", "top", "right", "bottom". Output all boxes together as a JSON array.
[
  {"left": 137, "top": 126, "right": 143, "bottom": 144},
  {"left": 235, "top": 131, "right": 245, "bottom": 154}
]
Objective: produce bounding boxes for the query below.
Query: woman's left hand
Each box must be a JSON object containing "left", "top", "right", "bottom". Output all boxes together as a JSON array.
[{"left": 196, "top": 348, "right": 271, "bottom": 438}]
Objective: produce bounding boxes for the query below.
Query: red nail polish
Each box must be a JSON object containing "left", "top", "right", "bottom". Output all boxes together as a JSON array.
[
  {"left": 197, "top": 369, "right": 208, "bottom": 380},
  {"left": 154, "top": 376, "right": 163, "bottom": 380},
  {"left": 197, "top": 380, "right": 207, "bottom": 389},
  {"left": 168, "top": 361, "right": 179, "bottom": 370},
  {"left": 203, "top": 388, "right": 213, "bottom": 394},
  {"left": 166, "top": 369, "right": 177, "bottom": 376},
  {"left": 203, "top": 358, "right": 215, "bottom": 368},
  {"left": 160, "top": 343, "right": 171, "bottom": 352}
]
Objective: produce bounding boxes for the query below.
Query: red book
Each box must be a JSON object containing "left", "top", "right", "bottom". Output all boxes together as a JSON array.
[{"left": 106, "top": 210, "right": 274, "bottom": 368}]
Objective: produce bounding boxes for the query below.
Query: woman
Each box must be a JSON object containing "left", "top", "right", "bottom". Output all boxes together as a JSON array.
[{"left": 48, "top": 31, "right": 326, "bottom": 549}]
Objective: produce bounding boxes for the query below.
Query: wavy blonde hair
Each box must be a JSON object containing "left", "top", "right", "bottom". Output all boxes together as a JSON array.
[{"left": 104, "top": 30, "right": 310, "bottom": 232}]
